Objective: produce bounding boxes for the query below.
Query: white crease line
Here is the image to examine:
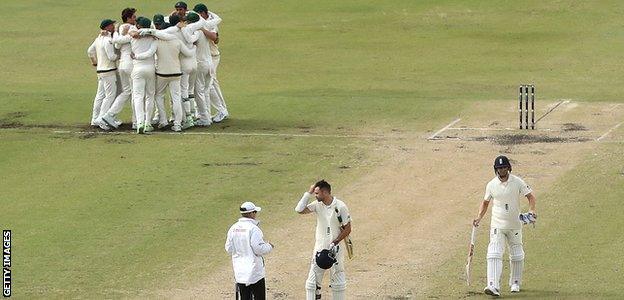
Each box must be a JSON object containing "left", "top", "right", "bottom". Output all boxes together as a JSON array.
[
  {"left": 607, "top": 103, "right": 621, "bottom": 111},
  {"left": 427, "top": 118, "right": 461, "bottom": 140},
  {"left": 596, "top": 122, "right": 623, "bottom": 141},
  {"left": 52, "top": 130, "right": 389, "bottom": 139}
]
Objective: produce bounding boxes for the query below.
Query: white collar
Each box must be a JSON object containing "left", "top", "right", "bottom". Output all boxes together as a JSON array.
[{"left": 238, "top": 217, "right": 259, "bottom": 225}]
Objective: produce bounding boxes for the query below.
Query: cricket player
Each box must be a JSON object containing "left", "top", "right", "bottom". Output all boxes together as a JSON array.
[
  {"left": 473, "top": 156, "right": 537, "bottom": 296},
  {"left": 295, "top": 180, "right": 351, "bottom": 300},
  {"left": 87, "top": 19, "right": 118, "bottom": 130},
  {"left": 225, "top": 202, "right": 274, "bottom": 300},
  {"left": 189, "top": 4, "right": 221, "bottom": 126},
  {"left": 139, "top": 24, "right": 194, "bottom": 132},
  {"left": 101, "top": 8, "right": 137, "bottom": 130},
  {"left": 128, "top": 17, "right": 157, "bottom": 133},
  {"left": 205, "top": 13, "right": 229, "bottom": 123}
]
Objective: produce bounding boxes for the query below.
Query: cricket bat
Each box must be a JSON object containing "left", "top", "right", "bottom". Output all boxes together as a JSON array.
[
  {"left": 335, "top": 208, "right": 354, "bottom": 259},
  {"left": 465, "top": 225, "right": 477, "bottom": 285}
]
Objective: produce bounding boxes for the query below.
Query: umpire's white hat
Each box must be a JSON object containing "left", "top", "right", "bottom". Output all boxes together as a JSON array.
[{"left": 240, "top": 202, "right": 261, "bottom": 213}]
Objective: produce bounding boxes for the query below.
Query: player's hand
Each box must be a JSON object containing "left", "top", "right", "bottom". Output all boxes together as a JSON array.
[
  {"left": 129, "top": 31, "right": 139, "bottom": 39},
  {"left": 269, "top": 242, "right": 274, "bottom": 248},
  {"left": 308, "top": 184, "right": 316, "bottom": 194},
  {"left": 92, "top": 63, "right": 97, "bottom": 67},
  {"left": 472, "top": 218, "right": 481, "bottom": 227},
  {"left": 130, "top": 53, "right": 135, "bottom": 59},
  {"left": 329, "top": 242, "right": 336, "bottom": 252},
  {"left": 121, "top": 26, "right": 129, "bottom": 36}
]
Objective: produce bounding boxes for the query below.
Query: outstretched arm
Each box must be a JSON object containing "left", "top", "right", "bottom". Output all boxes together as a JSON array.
[{"left": 473, "top": 200, "right": 490, "bottom": 227}]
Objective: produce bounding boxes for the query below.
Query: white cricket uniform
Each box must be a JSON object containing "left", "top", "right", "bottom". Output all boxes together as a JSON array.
[
  {"left": 161, "top": 25, "right": 200, "bottom": 117},
  {"left": 207, "top": 21, "right": 229, "bottom": 118},
  {"left": 184, "top": 13, "right": 222, "bottom": 123},
  {"left": 483, "top": 174, "right": 532, "bottom": 290},
  {"left": 104, "top": 23, "right": 137, "bottom": 125},
  {"left": 225, "top": 217, "right": 273, "bottom": 285},
  {"left": 87, "top": 33, "right": 118, "bottom": 125},
  {"left": 299, "top": 193, "right": 351, "bottom": 300},
  {"left": 148, "top": 31, "right": 194, "bottom": 127},
  {"left": 129, "top": 31, "right": 157, "bottom": 127}
]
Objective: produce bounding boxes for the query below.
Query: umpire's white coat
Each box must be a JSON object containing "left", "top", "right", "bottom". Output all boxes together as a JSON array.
[{"left": 225, "top": 218, "right": 273, "bottom": 285}]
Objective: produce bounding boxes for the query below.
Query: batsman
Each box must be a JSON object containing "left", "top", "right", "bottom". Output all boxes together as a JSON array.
[
  {"left": 473, "top": 156, "right": 537, "bottom": 297},
  {"left": 295, "top": 180, "right": 352, "bottom": 300}
]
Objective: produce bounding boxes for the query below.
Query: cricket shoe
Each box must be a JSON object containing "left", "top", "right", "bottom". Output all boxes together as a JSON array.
[
  {"left": 132, "top": 123, "right": 138, "bottom": 130},
  {"left": 102, "top": 114, "right": 119, "bottom": 129},
  {"left": 195, "top": 118, "right": 212, "bottom": 127},
  {"left": 171, "top": 124, "right": 182, "bottom": 132},
  {"left": 157, "top": 122, "right": 169, "bottom": 129},
  {"left": 136, "top": 123, "right": 145, "bottom": 134},
  {"left": 511, "top": 283, "right": 520, "bottom": 293},
  {"left": 212, "top": 112, "right": 228, "bottom": 123},
  {"left": 484, "top": 286, "right": 500, "bottom": 297},
  {"left": 144, "top": 124, "right": 154, "bottom": 133},
  {"left": 96, "top": 119, "right": 110, "bottom": 131},
  {"left": 182, "top": 116, "right": 195, "bottom": 129}
]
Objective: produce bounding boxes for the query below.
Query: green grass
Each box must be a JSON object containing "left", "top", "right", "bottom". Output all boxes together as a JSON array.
[
  {"left": 424, "top": 143, "right": 624, "bottom": 298},
  {"left": 1, "top": 0, "right": 624, "bottom": 298}
]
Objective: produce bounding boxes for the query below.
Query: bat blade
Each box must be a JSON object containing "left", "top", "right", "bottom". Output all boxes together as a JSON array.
[{"left": 465, "top": 225, "right": 477, "bottom": 286}]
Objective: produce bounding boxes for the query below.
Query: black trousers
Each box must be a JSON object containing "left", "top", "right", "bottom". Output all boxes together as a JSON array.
[{"left": 236, "top": 278, "right": 266, "bottom": 300}]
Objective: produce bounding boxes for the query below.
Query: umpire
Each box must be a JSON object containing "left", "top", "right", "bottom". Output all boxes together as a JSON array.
[{"left": 225, "top": 202, "right": 274, "bottom": 300}]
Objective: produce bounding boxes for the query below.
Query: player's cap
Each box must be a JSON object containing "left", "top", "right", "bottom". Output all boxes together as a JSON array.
[
  {"left": 100, "top": 19, "right": 116, "bottom": 29},
  {"left": 186, "top": 12, "right": 200, "bottom": 23},
  {"left": 493, "top": 155, "right": 511, "bottom": 169},
  {"left": 153, "top": 14, "right": 165, "bottom": 26},
  {"left": 193, "top": 3, "right": 208, "bottom": 13},
  {"left": 174, "top": 1, "right": 188, "bottom": 9},
  {"left": 169, "top": 14, "right": 181, "bottom": 26},
  {"left": 240, "top": 202, "right": 261, "bottom": 214},
  {"left": 136, "top": 17, "right": 151, "bottom": 29}
]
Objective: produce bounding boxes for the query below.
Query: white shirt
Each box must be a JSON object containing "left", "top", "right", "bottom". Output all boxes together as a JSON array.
[
  {"left": 87, "top": 34, "right": 118, "bottom": 73},
  {"left": 484, "top": 174, "right": 532, "bottom": 230},
  {"left": 225, "top": 217, "right": 273, "bottom": 285},
  {"left": 302, "top": 193, "right": 351, "bottom": 251},
  {"left": 182, "top": 12, "right": 221, "bottom": 64},
  {"left": 112, "top": 23, "right": 137, "bottom": 70},
  {"left": 130, "top": 30, "right": 156, "bottom": 67}
]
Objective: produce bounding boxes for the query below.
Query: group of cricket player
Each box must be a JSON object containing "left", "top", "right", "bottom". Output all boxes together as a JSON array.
[
  {"left": 225, "top": 155, "right": 535, "bottom": 299},
  {"left": 87, "top": 2, "right": 228, "bottom": 134}
]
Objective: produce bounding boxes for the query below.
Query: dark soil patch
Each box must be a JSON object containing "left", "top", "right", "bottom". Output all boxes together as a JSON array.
[
  {"left": 562, "top": 123, "right": 587, "bottom": 131},
  {"left": 475, "top": 134, "right": 591, "bottom": 145}
]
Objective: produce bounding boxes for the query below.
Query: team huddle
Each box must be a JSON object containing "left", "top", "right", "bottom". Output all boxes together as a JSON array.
[{"left": 87, "top": 2, "right": 228, "bottom": 133}]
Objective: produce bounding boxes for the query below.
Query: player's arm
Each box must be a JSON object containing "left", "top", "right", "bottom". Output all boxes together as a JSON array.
[
  {"left": 331, "top": 222, "right": 351, "bottom": 245},
  {"left": 200, "top": 27, "right": 218, "bottom": 42},
  {"left": 104, "top": 38, "right": 118, "bottom": 61},
  {"left": 295, "top": 185, "right": 316, "bottom": 214},
  {"left": 133, "top": 41, "right": 157, "bottom": 60},
  {"left": 204, "top": 11, "right": 222, "bottom": 28},
  {"left": 87, "top": 40, "right": 97, "bottom": 66},
  {"left": 525, "top": 192, "right": 537, "bottom": 215},
  {"left": 473, "top": 184, "right": 492, "bottom": 227},
  {"left": 178, "top": 40, "right": 195, "bottom": 57},
  {"left": 224, "top": 228, "right": 235, "bottom": 254},
  {"left": 250, "top": 227, "right": 273, "bottom": 256}
]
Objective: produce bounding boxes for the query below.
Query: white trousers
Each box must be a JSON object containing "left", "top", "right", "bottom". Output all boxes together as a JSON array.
[
  {"left": 181, "top": 57, "right": 197, "bottom": 116},
  {"left": 209, "top": 55, "right": 228, "bottom": 116},
  {"left": 91, "top": 71, "right": 117, "bottom": 124},
  {"left": 195, "top": 61, "right": 215, "bottom": 121},
  {"left": 155, "top": 76, "right": 183, "bottom": 126},
  {"left": 131, "top": 64, "right": 156, "bottom": 126},
  {"left": 305, "top": 248, "right": 347, "bottom": 300},
  {"left": 486, "top": 228, "right": 524, "bottom": 289},
  {"left": 106, "top": 68, "right": 136, "bottom": 124}
]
